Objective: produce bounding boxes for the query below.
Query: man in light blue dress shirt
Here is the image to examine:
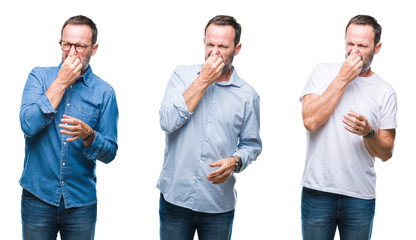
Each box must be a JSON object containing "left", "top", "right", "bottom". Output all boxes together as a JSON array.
[{"left": 157, "top": 15, "right": 262, "bottom": 240}]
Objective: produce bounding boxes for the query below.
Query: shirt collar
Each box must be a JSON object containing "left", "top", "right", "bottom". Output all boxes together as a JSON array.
[
  {"left": 58, "top": 62, "right": 92, "bottom": 87},
  {"left": 197, "top": 65, "right": 242, "bottom": 87}
]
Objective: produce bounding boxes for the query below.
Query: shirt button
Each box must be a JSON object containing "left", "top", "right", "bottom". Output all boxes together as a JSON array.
[
  {"left": 62, "top": 162, "right": 66, "bottom": 166},
  {"left": 67, "top": 103, "right": 70, "bottom": 107},
  {"left": 64, "top": 142, "right": 66, "bottom": 145},
  {"left": 61, "top": 181, "right": 64, "bottom": 185},
  {"left": 70, "top": 85, "right": 73, "bottom": 88}
]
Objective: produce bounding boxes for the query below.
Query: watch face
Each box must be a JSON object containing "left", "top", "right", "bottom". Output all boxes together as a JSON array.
[
  {"left": 235, "top": 161, "right": 241, "bottom": 172},
  {"left": 86, "top": 130, "right": 95, "bottom": 142},
  {"left": 365, "top": 129, "right": 375, "bottom": 139}
]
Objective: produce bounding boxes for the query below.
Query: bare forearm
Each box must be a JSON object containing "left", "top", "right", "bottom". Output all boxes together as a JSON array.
[
  {"left": 303, "top": 78, "right": 349, "bottom": 131},
  {"left": 45, "top": 80, "right": 68, "bottom": 110},
  {"left": 183, "top": 77, "right": 210, "bottom": 113},
  {"left": 364, "top": 129, "right": 395, "bottom": 161},
  {"left": 183, "top": 54, "right": 224, "bottom": 112},
  {"left": 303, "top": 54, "right": 363, "bottom": 131},
  {"left": 46, "top": 56, "right": 82, "bottom": 109}
]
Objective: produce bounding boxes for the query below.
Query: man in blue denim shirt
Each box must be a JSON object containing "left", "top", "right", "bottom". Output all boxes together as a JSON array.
[
  {"left": 19, "top": 15, "right": 118, "bottom": 240},
  {"left": 158, "top": 15, "right": 262, "bottom": 240}
]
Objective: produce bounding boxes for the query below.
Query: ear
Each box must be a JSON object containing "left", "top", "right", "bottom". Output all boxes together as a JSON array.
[
  {"left": 91, "top": 43, "right": 99, "bottom": 56},
  {"left": 374, "top": 42, "right": 382, "bottom": 55},
  {"left": 234, "top": 43, "right": 242, "bottom": 56}
]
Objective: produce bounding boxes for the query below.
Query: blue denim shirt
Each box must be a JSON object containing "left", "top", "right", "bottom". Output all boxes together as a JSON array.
[
  {"left": 19, "top": 63, "right": 118, "bottom": 208},
  {"left": 157, "top": 65, "right": 262, "bottom": 213}
]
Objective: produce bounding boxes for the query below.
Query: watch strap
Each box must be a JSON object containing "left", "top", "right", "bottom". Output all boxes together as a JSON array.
[
  {"left": 232, "top": 156, "right": 241, "bottom": 172},
  {"left": 83, "top": 130, "right": 95, "bottom": 143},
  {"left": 364, "top": 129, "right": 375, "bottom": 139}
]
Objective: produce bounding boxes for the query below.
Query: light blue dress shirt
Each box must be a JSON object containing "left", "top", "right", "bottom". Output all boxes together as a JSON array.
[
  {"left": 19, "top": 63, "right": 118, "bottom": 208},
  {"left": 157, "top": 65, "right": 262, "bottom": 213}
]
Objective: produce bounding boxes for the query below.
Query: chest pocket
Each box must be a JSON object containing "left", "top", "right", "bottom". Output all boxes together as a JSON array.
[{"left": 78, "top": 105, "right": 99, "bottom": 129}]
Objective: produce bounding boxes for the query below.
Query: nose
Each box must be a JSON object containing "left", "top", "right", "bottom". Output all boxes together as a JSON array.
[
  {"left": 68, "top": 44, "right": 77, "bottom": 57},
  {"left": 210, "top": 47, "right": 221, "bottom": 57},
  {"left": 353, "top": 49, "right": 362, "bottom": 58},
  {"left": 347, "top": 47, "right": 361, "bottom": 57}
]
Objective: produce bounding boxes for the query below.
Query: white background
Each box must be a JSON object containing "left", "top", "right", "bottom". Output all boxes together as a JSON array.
[{"left": 1, "top": 0, "right": 415, "bottom": 239}]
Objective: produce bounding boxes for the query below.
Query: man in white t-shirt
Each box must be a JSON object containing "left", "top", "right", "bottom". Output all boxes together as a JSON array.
[{"left": 300, "top": 15, "right": 397, "bottom": 240}]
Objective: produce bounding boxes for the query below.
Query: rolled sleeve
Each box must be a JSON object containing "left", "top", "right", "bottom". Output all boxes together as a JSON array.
[
  {"left": 20, "top": 68, "right": 57, "bottom": 137},
  {"left": 174, "top": 95, "right": 192, "bottom": 118},
  {"left": 36, "top": 94, "right": 56, "bottom": 114},
  {"left": 83, "top": 132, "right": 102, "bottom": 160},
  {"left": 233, "top": 95, "right": 262, "bottom": 172},
  {"left": 90, "top": 90, "right": 118, "bottom": 164},
  {"left": 160, "top": 66, "right": 193, "bottom": 133}
]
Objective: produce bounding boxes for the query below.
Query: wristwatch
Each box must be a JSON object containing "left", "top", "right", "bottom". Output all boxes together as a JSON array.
[
  {"left": 83, "top": 130, "right": 95, "bottom": 143},
  {"left": 364, "top": 128, "right": 375, "bottom": 139},
  {"left": 232, "top": 156, "right": 241, "bottom": 172}
]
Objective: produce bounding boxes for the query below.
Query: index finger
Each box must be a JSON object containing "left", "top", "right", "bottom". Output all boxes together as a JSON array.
[
  {"left": 61, "top": 117, "right": 81, "bottom": 125},
  {"left": 347, "top": 111, "right": 364, "bottom": 120},
  {"left": 208, "top": 164, "right": 227, "bottom": 177},
  {"left": 206, "top": 53, "right": 218, "bottom": 62},
  {"left": 214, "top": 56, "right": 223, "bottom": 66},
  {"left": 346, "top": 52, "right": 361, "bottom": 62},
  {"left": 64, "top": 55, "right": 77, "bottom": 64}
]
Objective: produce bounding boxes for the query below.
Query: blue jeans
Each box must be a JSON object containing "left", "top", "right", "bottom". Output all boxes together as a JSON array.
[
  {"left": 21, "top": 189, "right": 97, "bottom": 240},
  {"left": 159, "top": 194, "right": 234, "bottom": 240},
  {"left": 301, "top": 187, "right": 375, "bottom": 240}
]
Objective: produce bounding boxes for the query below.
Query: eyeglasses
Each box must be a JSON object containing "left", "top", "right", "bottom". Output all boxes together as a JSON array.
[{"left": 59, "top": 40, "right": 92, "bottom": 53}]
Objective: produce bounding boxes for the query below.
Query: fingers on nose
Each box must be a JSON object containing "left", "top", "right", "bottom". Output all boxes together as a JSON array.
[
  {"left": 347, "top": 49, "right": 363, "bottom": 61},
  {"left": 209, "top": 49, "right": 220, "bottom": 56}
]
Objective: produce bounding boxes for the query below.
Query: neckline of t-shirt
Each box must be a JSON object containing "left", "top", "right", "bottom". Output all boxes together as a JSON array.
[{"left": 355, "top": 72, "right": 378, "bottom": 82}]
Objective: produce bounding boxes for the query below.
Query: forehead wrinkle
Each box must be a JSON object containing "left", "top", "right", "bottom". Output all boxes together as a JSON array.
[
  {"left": 346, "top": 36, "right": 371, "bottom": 47},
  {"left": 205, "top": 25, "right": 235, "bottom": 46},
  {"left": 206, "top": 37, "right": 228, "bottom": 47},
  {"left": 62, "top": 24, "right": 92, "bottom": 45},
  {"left": 346, "top": 24, "right": 375, "bottom": 47}
]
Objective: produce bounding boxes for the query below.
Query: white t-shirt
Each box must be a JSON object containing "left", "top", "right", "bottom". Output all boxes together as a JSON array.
[{"left": 300, "top": 63, "right": 397, "bottom": 199}]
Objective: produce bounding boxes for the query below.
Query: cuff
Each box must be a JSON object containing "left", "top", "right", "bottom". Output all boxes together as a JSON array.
[
  {"left": 83, "top": 131, "right": 104, "bottom": 160},
  {"left": 36, "top": 94, "right": 56, "bottom": 114},
  {"left": 174, "top": 95, "right": 192, "bottom": 117},
  {"left": 232, "top": 152, "right": 245, "bottom": 173}
]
